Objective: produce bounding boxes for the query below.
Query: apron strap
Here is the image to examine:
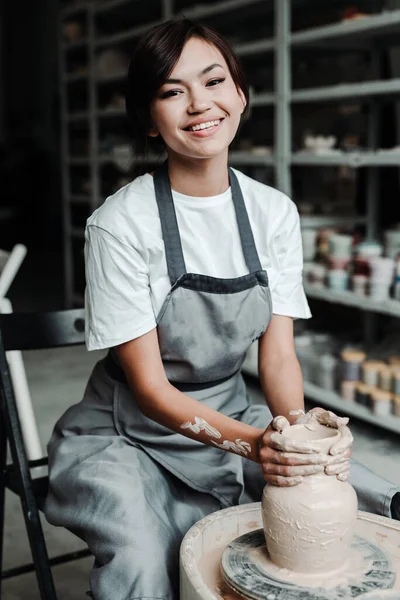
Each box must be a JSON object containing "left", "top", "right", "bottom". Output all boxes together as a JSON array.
[
  {"left": 154, "top": 162, "right": 187, "bottom": 285},
  {"left": 153, "top": 162, "right": 262, "bottom": 285},
  {"left": 229, "top": 168, "right": 262, "bottom": 273}
]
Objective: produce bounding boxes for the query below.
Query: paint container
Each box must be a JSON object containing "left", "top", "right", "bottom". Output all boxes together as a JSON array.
[
  {"left": 369, "top": 257, "right": 395, "bottom": 283},
  {"left": 388, "top": 356, "right": 400, "bottom": 368},
  {"left": 301, "top": 229, "right": 318, "bottom": 262},
  {"left": 393, "top": 395, "right": 400, "bottom": 417},
  {"left": 328, "top": 269, "right": 349, "bottom": 292},
  {"left": 318, "top": 228, "right": 337, "bottom": 259},
  {"left": 379, "top": 366, "right": 393, "bottom": 392},
  {"left": 303, "top": 262, "right": 314, "bottom": 282},
  {"left": 340, "top": 380, "right": 357, "bottom": 402},
  {"left": 310, "top": 263, "right": 326, "bottom": 288},
  {"left": 370, "top": 389, "right": 393, "bottom": 417},
  {"left": 295, "top": 335, "right": 313, "bottom": 382},
  {"left": 355, "top": 383, "right": 372, "bottom": 408},
  {"left": 362, "top": 360, "right": 385, "bottom": 387},
  {"left": 353, "top": 256, "right": 370, "bottom": 277},
  {"left": 356, "top": 241, "right": 383, "bottom": 259},
  {"left": 341, "top": 349, "right": 366, "bottom": 381},
  {"left": 317, "top": 354, "right": 337, "bottom": 391},
  {"left": 391, "top": 367, "right": 400, "bottom": 395},
  {"left": 329, "top": 233, "right": 353, "bottom": 258},
  {"left": 352, "top": 274, "right": 368, "bottom": 296},
  {"left": 394, "top": 260, "right": 400, "bottom": 301},
  {"left": 384, "top": 228, "right": 400, "bottom": 260},
  {"left": 329, "top": 257, "right": 350, "bottom": 270},
  {"left": 369, "top": 281, "right": 392, "bottom": 301}
]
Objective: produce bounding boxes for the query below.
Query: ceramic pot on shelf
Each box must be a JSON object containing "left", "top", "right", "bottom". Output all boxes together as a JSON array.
[{"left": 262, "top": 422, "right": 358, "bottom": 575}]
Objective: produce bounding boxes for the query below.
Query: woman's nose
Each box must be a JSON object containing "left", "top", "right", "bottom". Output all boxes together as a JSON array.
[{"left": 188, "top": 88, "right": 212, "bottom": 113}]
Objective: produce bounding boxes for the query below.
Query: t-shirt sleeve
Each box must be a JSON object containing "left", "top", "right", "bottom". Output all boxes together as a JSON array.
[
  {"left": 84, "top": 225, "right": 157, "bottom": 351},
  {"left": 270, "top": 197, "right": 312, "bottom": 320}
]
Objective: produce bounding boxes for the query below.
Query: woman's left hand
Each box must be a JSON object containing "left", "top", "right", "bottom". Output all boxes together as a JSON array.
[{"left": 271, "top": 408, "right": 353, "bottom": 481}]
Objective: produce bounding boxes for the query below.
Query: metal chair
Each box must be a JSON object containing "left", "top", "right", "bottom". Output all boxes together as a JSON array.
[{"left": 0, "top": 309, "right": 92, "bottom": 600}]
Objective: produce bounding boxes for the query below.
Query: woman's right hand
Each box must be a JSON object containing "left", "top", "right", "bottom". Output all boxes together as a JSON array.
[{"left": 258, "top": 416, "right": 330, "bottom": 487}]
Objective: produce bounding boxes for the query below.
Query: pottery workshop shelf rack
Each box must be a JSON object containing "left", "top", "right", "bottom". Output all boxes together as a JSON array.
[{"left": 239, "top": 0, "right": 400, "bottom": 435}]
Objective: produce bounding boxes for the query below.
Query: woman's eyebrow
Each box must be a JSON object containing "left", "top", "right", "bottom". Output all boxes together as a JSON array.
[{"left": 164, "top": 63, "right": 224, "bottom": 84}]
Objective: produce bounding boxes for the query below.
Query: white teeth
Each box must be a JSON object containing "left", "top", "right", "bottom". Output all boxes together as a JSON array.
[{"left": 189, "top": 119, "right": 221, "bottom": 132}]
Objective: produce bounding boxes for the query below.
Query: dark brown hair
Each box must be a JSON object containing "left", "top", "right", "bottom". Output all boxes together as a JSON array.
[{"left": 125, "top": 18, "right": 250, "bottom": 157}]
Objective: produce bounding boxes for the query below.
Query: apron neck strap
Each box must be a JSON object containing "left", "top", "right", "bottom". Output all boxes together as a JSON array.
[
  {"left": 154, "top": 162, "right": 187, "bottom": 285},
  {"left": 154, "top": 162, "right": 262, "bottom": 286},
  {"left": 228, "top": 168, "right": 262, "bottom": 274}
]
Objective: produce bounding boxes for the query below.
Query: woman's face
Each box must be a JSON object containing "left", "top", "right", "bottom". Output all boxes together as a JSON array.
[{"left": 149, "top": 37, "right": 246, "bottom": 160}]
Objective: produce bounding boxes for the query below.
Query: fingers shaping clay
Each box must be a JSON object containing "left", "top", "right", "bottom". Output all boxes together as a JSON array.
[{"left": 262, "top": 422, "right": 358, "bottom": 574}]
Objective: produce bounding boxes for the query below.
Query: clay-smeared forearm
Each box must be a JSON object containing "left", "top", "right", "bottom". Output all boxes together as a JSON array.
[{"left": 136, "top": 382, "right": 264, "bottom": 463}]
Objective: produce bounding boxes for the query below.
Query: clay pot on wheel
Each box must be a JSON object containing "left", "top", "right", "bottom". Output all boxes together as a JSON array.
[{"left": 262, "top": 422, "right": 358, "bottom": 574}]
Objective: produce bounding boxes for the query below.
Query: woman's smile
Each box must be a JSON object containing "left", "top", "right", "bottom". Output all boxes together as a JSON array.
[{"left": 183, "top": 117, "right": 224, "bottom": 137}]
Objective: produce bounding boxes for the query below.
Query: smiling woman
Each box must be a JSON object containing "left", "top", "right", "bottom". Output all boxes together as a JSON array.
[
  {"left": 126, "top": 19, "right": 250, "bottom": 164},
  {"left": 44, "top": 16, "right": 400, "bottom": 600}
]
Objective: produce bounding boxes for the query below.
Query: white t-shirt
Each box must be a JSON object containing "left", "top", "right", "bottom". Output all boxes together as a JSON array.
[{"left": 85, "top": 168, "right": 311, "bottom": 351}]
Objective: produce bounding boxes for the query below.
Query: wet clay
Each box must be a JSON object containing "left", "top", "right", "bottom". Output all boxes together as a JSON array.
[{"left": 262, "top": 422, "right": 358, "bottom": 574}]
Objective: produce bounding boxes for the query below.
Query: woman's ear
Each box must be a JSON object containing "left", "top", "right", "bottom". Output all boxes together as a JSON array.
[
  {"left": 238, "top": 88, "right": 247, "bottom": 114},
  {"left": 148, "top": 125, "right": 160, "bottom": 138}
]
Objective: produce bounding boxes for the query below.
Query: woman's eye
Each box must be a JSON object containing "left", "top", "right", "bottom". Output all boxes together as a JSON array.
[
  {"left": 161, "top": 90, "right": 182, "bottom": 99},
  {"left": 207, "top": 78, "right": 225, "bottom": 87}
]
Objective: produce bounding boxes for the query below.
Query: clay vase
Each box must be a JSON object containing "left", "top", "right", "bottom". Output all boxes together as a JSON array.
[{"left": 262, "top": 422, "right": 358, "bottom": 574}]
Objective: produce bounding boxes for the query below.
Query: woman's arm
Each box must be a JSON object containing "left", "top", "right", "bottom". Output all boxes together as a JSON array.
[
  {"left": 114, "top": 328, "right": 264, "bottom": 463},
  {"left": 258, "top": 314, "right": 304, "bottom": 424}
]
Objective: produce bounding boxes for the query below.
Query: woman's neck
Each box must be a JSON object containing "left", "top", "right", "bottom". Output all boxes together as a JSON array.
[{"left": 166, "top": 152, "right": 230, "bottom": 197}]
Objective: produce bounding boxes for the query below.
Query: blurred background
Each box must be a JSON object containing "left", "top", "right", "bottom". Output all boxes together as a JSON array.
[{"left": 1, "top": 0, "right": 400, "bottom": 598}]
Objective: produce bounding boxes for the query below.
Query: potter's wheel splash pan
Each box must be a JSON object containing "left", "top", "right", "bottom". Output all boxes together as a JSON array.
[{"left": 221, "top": 529, "right": 397, "bottom": 600}]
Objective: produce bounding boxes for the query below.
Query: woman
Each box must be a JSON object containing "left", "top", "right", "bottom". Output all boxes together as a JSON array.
[{"left": 45, "top": 18, "right": 399, "bottom": 600}]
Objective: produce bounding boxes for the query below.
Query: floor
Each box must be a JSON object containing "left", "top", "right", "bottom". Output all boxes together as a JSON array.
[{"left": 2, "top": 251, "right": 400, "bottom": 599}]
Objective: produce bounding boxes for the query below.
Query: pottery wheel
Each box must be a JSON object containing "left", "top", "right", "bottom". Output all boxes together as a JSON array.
[{"left": 220, "top": 529, "right": 396, "bottom": 600}]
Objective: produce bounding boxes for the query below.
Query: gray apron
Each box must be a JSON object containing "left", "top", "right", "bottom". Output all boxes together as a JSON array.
[{"left": 45, "top": 164, "right": 399, "bottom": 600}]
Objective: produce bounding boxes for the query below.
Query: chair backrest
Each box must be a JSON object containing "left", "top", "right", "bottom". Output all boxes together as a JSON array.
[{"left": 0, "top": 309, "right": 85, "bottom": 351}]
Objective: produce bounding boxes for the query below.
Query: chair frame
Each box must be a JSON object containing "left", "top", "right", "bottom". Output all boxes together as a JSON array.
[{"left": 0, "top": 309, "right": 91, "bottom": 599}]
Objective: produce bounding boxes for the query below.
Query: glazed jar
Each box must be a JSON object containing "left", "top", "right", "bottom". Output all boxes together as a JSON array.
[
  {"left": 262, "top": 422, "right": 358, "bottom": 574},
  {"left": 341, "top": 349, "right": 366, "bottom": 381}
]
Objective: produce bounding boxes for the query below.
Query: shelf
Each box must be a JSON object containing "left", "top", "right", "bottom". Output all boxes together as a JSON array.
[
  {"left": 60, "top": 1, "right": 88, "bottom": 16},
  {"left": 291, "top": 151, "right": 400, "bottom": 167},
  {"left": 96, "top": 0, "right": 140, "bottom": 11},
  {"left": 70, "top": 194, "right": 90, "bottom": 204},
  {"left": 235, "top": 39, "right": 275, "bottom": 57},
  {"left": 96, "top": 0, "right": 268, "bottom": 46},
  {"left": 291, "top": 10, "right": 400, "bottom": 47},
  {"left": 69, "top": 156, "right": 90, "bottom": 165},
  {"left": 292, "top": 79, "right": 400, "bottom": 103},
  {"left": 62, "top": 38, "right": 88, "bottom": 50},
  {"left": 304, "top": 283, "right": 400, "bottom": 318},
  {"left": 71, "top": 228, "right": 85, "bottom": 239},
  {"left": 72, "top": 293, "right": 85, "bottom": 307},
  {"left": 251, "top": 93, "right": 275, "bottom": 106},
  {"left": 229, "top": 151, "right": 274, "bottom": 165},
  {"left": 97, "top": 107, "right": 126, "bottom": 118},
  {"left": 240, "top": 358, "right": 400, "bottom": 435},
  {"left": 64, "top": 72, "right": 88, "bottom": 83},
  {"left": 299, "top": 215, "right": 367, "bottom": 228},
  {"left": 66, "top": 111, "right": 89, "bottom": 122},
  {"left": 97, "top": 72, "right": 127, "bottom": 83},
  {"left": 303, "top": 381, "right": 400, "bottom": 436}
]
